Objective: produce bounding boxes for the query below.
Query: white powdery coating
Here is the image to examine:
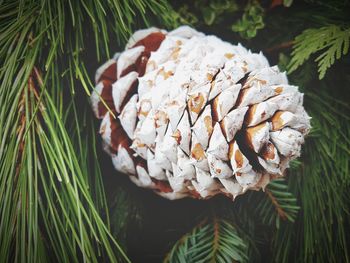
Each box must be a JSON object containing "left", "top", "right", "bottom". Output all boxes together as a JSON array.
[
  {"left": 173, "top": 110, "right": 191, "bottom": 155},
  {"left": 168, "top": 25, "right": 205, "bottom": 38},
  {"left": 167, "top": 170, "right": 187, "bottom": 193},
  {"left": 159, "top": 126, "right": 178, "bottom": 164},
  {"left": 136, "top": 110, "right": 156, "bottom": 147},
  {"left": 207, "top": 153, "right": 233, "bottom": 178},
  {"left": 131, "top": 121, "right": 148, "bottom": 159},
  {"left": 126, "top": 27, "right": 166, "bottom": 49},
  {"left": 238, "top": 85, "right": 276, "bottom": 108},
  {"left": 95, "top": 59, "right": 116, "bottom": 84},
  {"left": 219, "top": 178, "right": 243, "bottom": 199},
  {"left": 213, "top": 84, "right": 241, "bottom": 121},
  {"left": 119, "top": 94, "right": 138, "bottom": 139},
  {"left": 187, "top": 83, "right": 211, "bottom": 123},
  {"left": 94, "top": 25, "right": 311, "bottom": 201},
  {"left": 91, "top": 82, "right": 104, "bottom": 118},
  {"left": 229, "top": 141, "right": 252, "bottom": 174},
  {"left": 173, "top": 148, "right": 195, "bottom": 180},
  {"left": 221, "top": 106, "right": 248, "bottom": 141},
  {"left": 258, "top": 157, "right": 281, "bottom": 175},
  {"left": 112, "top": 71, "right": 138, "bottom": 113},
  {"left": 154, "top": 139, "right": 173, "bottom": 171},
  {"left": 207, "top": 123, "right": 229, "bottom": 161},
  {"left": 147, "top": 149, "right": 166, "bottom": 180},
  {"left": 111, "top": 146, "right": 135, "bottom": 175},
  {"left": 235, "top": 170, "right": 261, "bottom": 191},
  {"left": 191, "top": 104, "right": 213, "bottom": 149},
  {"left": 270, "top": 128, "right": 304, "bottom": 157},
  {"left": 246, "top": 101, "right": 278, "bottom": 127},
  {"left": 99, "top": 113, "right": 112, "bottom": 147},
  {"left": 246, "top": 122, "right": 270, "bottom": 153},
  {"left": 190, "top": 134, "right": 210, "bottom": 172},
  {"left": 131, "top": 165, "right": 155, "bottom": 189},
  {"left": 166, "top": 92, "right": 187, "bottom": 131},
  {"left": 192, "top": 168, "right": 220, "bottom": 198},
  {"left": 117, "top": 46, "right": 144, "bottom": 78},
  {"left": 244, "top": 66, "right": 288, "bottom": 89}
]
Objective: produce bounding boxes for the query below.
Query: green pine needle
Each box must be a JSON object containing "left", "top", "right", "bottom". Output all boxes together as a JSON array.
[
  {"left": 164, "top": 219, "right": 249, "bottom": 263},
  {"left": 0, "top": 0, "right": 178, "bottom": 261},
  {"left": 271, "top": 88, "right": 350, "bottom": 262},
  {"left": 254, "top": 178, "right": 300, "bottom": 229}
]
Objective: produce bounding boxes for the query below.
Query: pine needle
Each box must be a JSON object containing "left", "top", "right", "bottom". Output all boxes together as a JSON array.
[
  {"left": 164, "top": 218, "right": 249, "bottom": 263},
  {"left": 0, "top": 0, "right": 178, "bottom": 261},
  {"left": 254, "top": 178, "right": 300, "bottom": 229}
]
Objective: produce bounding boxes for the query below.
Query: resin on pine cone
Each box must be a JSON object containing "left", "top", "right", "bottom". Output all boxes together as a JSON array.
[{"left": 91, "top": 26, "right": 311, "bottom": 200}]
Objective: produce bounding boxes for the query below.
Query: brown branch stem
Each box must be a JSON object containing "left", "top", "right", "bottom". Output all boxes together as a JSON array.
[
  {"left": 265, "top": 41, "right": 294, "bottom": 53},
  {"left": 265, "top": 189, "right": 288, "bottom": 220}
]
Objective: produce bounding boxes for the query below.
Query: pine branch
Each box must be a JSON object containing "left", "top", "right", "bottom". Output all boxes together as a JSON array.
[
  {"left": 265, "top": 41, "right": 294, "bottom": 53},
  {"left": 272, "top": 88, "right": 350, "bottom": 262},
  {"left": 164, "top": 219, "right": 249, "bottom": 263},
  {"left": 288, "top": 25, "right": 350, "bottom": 79},
  {"left": 265, "top": 189, "right": 288, "bottom": 220},
  {"left": 254, "top": 178, "right": 300, "bottom": 229},
  {"left": 0, "top": 0, "right": 178, "bottom": 261}
]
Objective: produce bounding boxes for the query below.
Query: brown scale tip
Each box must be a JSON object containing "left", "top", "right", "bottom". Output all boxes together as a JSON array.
[
  {"left": 261, "top": 142, "right": 276, "bottom": 160},
  {"left": 188, "top": 94, "right": 205, "bottom": 114},
  {"left": 191, "top": 143, "right": 205, "bottom": 160}
]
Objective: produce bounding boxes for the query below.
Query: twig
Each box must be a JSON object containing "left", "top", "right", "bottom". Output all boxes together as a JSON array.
[
  {"left": 265, "top": 189, "right": 288, "bottom": 220},
  {"left": 265, "top": 41, "right": 294, "bottom": 53}
]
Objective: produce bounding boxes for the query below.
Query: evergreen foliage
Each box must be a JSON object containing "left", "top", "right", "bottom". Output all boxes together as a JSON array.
[
  {"left": 254, "top": 178, "right": 300, "bottom": 229},
  {"left": 288, "top": 25, "right": 350, "bottom": 79},
  {"left": 164, "top": 219, "right": 249, "bottom": 263},
  {"left": 0, "top": 0, "right": 175, "bottom": 262}
]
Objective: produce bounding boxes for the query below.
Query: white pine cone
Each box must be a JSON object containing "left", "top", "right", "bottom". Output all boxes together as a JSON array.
[{"left": 91, "top": 26, "right": 311, "bottom": 201}]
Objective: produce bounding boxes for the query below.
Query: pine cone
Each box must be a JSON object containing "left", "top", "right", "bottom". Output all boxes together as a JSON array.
[{"left": 91, "top": 26, "right": 311, "bottom": 200}]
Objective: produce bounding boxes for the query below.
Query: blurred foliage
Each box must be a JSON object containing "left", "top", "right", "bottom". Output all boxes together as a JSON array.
[
  {"left": 172, "top": 0, "right": 272, "bottom": 39},
  {"left": 231, "top": 1, "right": 265, "bottom": 39},
  {"left": 196, "top": 0, "right": 239, "bottom": 26}
]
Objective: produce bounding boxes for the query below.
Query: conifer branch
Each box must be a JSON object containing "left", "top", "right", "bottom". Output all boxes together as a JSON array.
[
  {"left": 164, "top": 219, "right": 249, "bottom": 263},
  {"left": 265, "top": 188, "right": 288, "bottom": 220},
  {"left": 288, "top": 25, "right": 350, "bottom": 79},
  {"left": 254, "top": 178, "right": 300, "bottom": 229},
  {"left": 0, "top": 0, "right": 178, "bottom": 261}
]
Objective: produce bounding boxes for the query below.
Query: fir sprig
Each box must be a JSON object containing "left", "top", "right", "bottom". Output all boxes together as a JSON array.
[
  {"left": 288, "top": 25, "right": 350, "bottom": 79},
  {"left": 254, "top": 178, "right": 300, "bottom": 229},
  {"left": 164, "top": 219, "right": 249, "bottom": 263}
]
